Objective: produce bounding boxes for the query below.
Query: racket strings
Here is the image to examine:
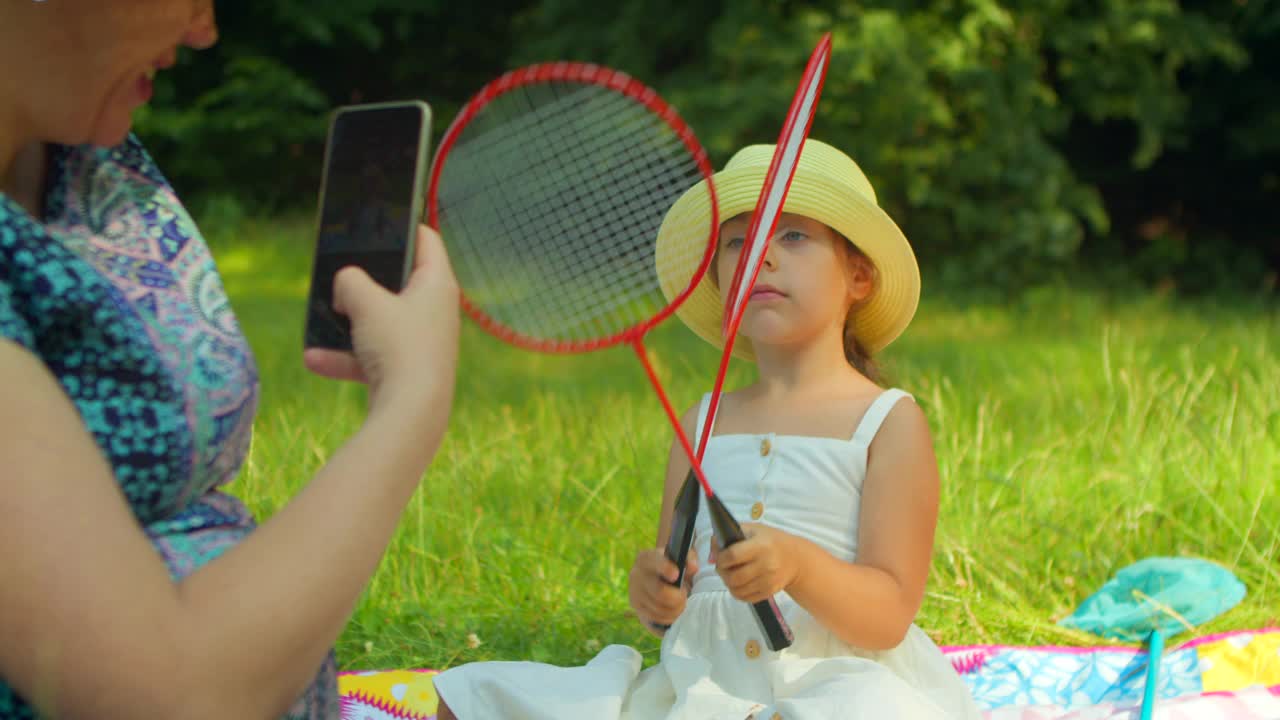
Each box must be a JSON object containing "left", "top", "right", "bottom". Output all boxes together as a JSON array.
[
  {"left": 451, "top": 94, "right": 688, "bottom": 335},
  {"left": 435, "top": 81, "right": 711, "bottom": 344}
]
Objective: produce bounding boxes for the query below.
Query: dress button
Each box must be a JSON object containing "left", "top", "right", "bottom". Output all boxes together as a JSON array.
[
  {"left": 760, "top": 438, "right": 772, "bottom": 456},
  {"left": 750, "top": 501, "right": 764, "bottom": 520},
  {"left": 745, "top": 639, "right": 761, "bottom": 659}
]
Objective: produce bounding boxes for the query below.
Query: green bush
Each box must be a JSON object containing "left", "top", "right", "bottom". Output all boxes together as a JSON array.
[{"left": 141, "top": 0, "right": 1278, "bottom": 293}]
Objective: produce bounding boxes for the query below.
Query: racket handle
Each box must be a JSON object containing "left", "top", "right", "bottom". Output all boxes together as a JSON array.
[
  {"left": 707, "top": 493, "right": 795, "bottom": 651},
  {"left": 664, "top": 470, "right": 701, "bottom": 586},
  {"left": 651, "top": 470, "right": 700, "bottom": 632}
]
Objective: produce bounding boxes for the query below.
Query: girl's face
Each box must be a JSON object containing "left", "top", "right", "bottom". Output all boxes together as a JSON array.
[
  {"left": 9, "top": 1, "right": 218, "bottom": 147},
  {"left": 716, "top": 212, "right": 874, "bottom": 353}
]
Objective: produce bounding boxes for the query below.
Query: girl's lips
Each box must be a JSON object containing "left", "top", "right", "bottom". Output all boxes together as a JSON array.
[{"left": 750, "top": 285, "right": 787, "bottom": 299}]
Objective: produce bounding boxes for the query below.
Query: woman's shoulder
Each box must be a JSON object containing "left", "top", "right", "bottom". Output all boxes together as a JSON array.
[
  {"left": 0, "top": 132, "right": 175, "bottom": 353},
  {"left": 0, "top": 191, "right": 54, "bottom": 350},
  {"left": 55, "top": 133, "right": 169, "bottom": 191}
]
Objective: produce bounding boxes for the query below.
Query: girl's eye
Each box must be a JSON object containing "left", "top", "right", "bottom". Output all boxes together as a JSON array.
[
  {"left": 722, "top": 236, "right": 745, "bottom": 249},
  {"left": 781, "top": 230, "right": 807, "bottom": 243}
]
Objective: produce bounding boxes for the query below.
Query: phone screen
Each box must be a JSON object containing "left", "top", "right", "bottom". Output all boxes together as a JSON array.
[{"left": 305, "top": 103, "right": 429, "bottom": 350}]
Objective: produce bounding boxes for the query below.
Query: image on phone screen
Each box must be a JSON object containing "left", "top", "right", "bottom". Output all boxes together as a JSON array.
[{"left": 305, "top": 102, "right": 429, "bottom": 350}]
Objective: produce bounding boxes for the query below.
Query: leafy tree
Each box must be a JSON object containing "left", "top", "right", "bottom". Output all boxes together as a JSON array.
[{"left": 136, "top": 1, "right": 1278, "bottom": 292}]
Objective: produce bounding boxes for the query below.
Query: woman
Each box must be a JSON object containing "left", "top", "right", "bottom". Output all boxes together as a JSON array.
[{"left": 0, "top": 2, "right": 460, "bottom": 718}]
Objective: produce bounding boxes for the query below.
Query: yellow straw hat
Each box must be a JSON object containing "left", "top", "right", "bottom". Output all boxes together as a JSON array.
[{"left": 655, "top": 139, "right": 920, "bottom": 362}]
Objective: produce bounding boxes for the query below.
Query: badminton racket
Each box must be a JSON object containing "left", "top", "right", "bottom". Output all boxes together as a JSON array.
[
  {"left": 700, "top": 31, "right": 832, "bottom": 454},
  {"left": 425, "top": 61, "right": 726, "bottom": 591},
  {"left": 662, "top": 33, "right": 832, "bottom": 650}
]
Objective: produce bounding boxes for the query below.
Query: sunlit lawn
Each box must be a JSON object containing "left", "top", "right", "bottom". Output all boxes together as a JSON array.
[{"left": 209, "top": 214, "right": 1279, "bottom": 672}]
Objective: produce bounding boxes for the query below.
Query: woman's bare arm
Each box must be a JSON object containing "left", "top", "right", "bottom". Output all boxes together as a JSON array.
[{"left": 0, "top": 226, "right": 459, "bottom": 720}]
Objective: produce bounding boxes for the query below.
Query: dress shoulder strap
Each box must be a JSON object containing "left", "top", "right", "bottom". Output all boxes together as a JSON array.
[
  {"left": 850, "top": 388, "right": 914, "bottom": 445},
  {"left": 692, "top": 392, "right": 713, "bottom": 450}
]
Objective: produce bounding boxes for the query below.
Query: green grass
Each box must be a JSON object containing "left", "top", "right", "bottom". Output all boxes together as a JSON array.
[{"left": 208, "top": 214, "right": 1280, "bottom": 673}]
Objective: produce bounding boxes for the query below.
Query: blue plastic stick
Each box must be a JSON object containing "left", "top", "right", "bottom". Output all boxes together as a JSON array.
[{"left": 1139, "top": 628, "right": 1164, "bottom": 720}]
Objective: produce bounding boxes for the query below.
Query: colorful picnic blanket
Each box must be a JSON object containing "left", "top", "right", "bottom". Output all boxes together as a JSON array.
[{"left": 338, "top": 628, "right": 1280, "bottom": 719}]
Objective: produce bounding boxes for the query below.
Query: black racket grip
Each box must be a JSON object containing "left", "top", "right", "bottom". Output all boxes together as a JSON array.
[
  {"left": 651, "top": 470, "right": 700, "bottom": 632},
  {"left": 664, "top": 470, "right": 701, "bottom": 585},
  {"left": 707, "top": 493, "right": 795, "bottom": 651}
]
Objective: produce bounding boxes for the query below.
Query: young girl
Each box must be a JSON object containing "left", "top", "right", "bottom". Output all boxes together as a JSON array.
[{"left": 433, "top": 140, "right": 982, "bottom": 719}]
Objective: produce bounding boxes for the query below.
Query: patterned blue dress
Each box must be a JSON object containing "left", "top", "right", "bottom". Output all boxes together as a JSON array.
[{"left": 0, "top": 136, "right": 338, "bottom": 719}]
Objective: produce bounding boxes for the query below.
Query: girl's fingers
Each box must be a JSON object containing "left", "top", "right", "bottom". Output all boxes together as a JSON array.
[
  {"left": 644, "top": 602, "right": 676, "bottom": 626},
  {"left": 716, "top": 541, "right": 754, "bottom": 570},
  {"left": 634, "top": 590, "right": 662, "bottom": 620},
  {"left": 660, "top": 558, "right": 680, "bottom": 585},
  {"left": 741, "top": 577, "right": 774, "bottom": 603},
  {"left": 720, "top": 563, "right": 777, "bottom": 602},
  {"left": 683, "top": 550, "right": 700, "bottom": 591}
]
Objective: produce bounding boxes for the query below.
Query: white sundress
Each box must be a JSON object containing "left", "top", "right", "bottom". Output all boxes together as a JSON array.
[{"left": 434, "top": 388, "right": 983, "bottom": 720}]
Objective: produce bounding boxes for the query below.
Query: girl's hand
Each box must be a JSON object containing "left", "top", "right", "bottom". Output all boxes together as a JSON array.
[
  {"left": 304, "top": 225, "right": 460, "bottom": 428},
  {"left": 628, "top": 548, "right": 700, "bottom": 630},
  {"left": 712, "top": 524, "right": 799, "bottom": 604}
]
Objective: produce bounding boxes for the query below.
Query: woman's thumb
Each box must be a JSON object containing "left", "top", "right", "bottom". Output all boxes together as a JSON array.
[{"left": 332, "top": 265, "right": 384, "bottom": 319}]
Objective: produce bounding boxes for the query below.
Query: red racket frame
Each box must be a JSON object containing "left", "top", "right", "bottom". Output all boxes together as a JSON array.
[
  {"left": 425, "top": 62, "right": 722, "bottom": 497},
  {"left": 695, "top": 33, "right": 832, "bottom": 460}
]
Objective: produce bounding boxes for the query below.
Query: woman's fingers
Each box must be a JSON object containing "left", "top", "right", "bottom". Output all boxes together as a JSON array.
[
  {"left": 331, "top": 265, "right": 387, "bottom": 321},
  {"left": 322, "top": 223, "right": 460, "bottom": 414},
  {"left": 406, "top": 225, "right": 459, "bottom": 295},
  {"left": 302, "top": 348, "right": 367, "bottom": 383}
]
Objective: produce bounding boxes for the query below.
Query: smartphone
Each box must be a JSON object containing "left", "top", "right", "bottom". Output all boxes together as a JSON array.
[{"left": 304, "top": 101, "right": 432, "bottom": 350}]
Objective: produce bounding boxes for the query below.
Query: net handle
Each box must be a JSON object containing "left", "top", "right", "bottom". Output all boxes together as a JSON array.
[
  {"left": 425, "top": 62, "right": 720, "bottom": 355},
  {"left": 633, "top": 341, "right": 716, "bottom": 498}
]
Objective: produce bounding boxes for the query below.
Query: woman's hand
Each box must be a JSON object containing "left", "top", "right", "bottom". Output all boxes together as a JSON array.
[
  {"left": 712, "top": 524, "right": 800, "bottom": 604},
  {"left": 628, "top": 547, "right": 699, "bottom": 631},
  {"left": 304, "top": 224, "right": 460, "bottom": 424}
]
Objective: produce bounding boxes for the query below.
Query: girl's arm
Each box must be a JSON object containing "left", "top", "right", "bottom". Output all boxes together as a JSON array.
[
  {"left": 789, "top": 397, "right": 939, "bottom": 649},
  {"left": 654, "top": 404, "right": 700, "bottom": 552},
  {"left": 717, "top": 397, "right": 939, "bottom": 650},
  {"left": 628, "top": 404, "right": 701, "bottom": 636}
]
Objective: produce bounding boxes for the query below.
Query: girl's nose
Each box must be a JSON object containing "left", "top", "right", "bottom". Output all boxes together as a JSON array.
[{"left": 761, "top": 243, "right": 779, "bottom": 270}]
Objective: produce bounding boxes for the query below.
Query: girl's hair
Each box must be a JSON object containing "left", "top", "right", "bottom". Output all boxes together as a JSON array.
[
  {"left": 711, "top": 226, "right": 883, "bottom": 384},
  {"left": 839, "top": 239, "right": 882, "bottom": 385}
]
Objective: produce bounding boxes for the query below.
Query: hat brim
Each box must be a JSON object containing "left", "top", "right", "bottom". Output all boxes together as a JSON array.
[{"left": 655, "top": 165, "right": 920, "bottom": 362}]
